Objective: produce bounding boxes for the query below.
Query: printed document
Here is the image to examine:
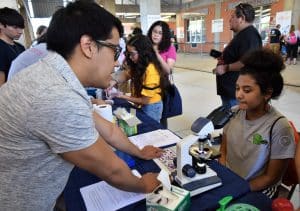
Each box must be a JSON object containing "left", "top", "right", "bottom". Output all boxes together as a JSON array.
[
  {"left": 80, "top": 170, "right": 145, "bottom": 211},
  {"left": 129, "top": 129, "right": 181, "bottom": 149}
]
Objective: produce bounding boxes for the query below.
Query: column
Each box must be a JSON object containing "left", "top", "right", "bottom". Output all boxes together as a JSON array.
[
  {"left": 283, "top": 0, "right": 299, "bottom": 29},
  {"left": 214, "top": 1, "right": 221, "bottom": 50},
  {"left": 95, "top": 0, "right": 116, "bottom": 15},
  {"left": 139, "top": 0, "right": 161, "bottom": 35},
  {"left": 292, "top": 0, "right": 300, "bottom": 30}
]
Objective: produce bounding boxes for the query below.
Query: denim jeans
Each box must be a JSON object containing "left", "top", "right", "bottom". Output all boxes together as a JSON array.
[
  {"left": 220, "top": 96, "right": 238, "bottom": 110},
  {"left": 142, "top": 101, "right": 163, "bottom": 123}
]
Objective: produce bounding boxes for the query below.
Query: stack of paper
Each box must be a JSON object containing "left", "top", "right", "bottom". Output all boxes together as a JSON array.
[
  {"left": 80, "top": 170, "right": 145, "bottom": 211},
  {"left": 129, "top": 129, "right": 181, "bottom": 149}
]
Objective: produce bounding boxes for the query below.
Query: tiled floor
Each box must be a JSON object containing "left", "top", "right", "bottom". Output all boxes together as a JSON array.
[{"left": 168, "top": 53, "right": 300, "bottom": 208}]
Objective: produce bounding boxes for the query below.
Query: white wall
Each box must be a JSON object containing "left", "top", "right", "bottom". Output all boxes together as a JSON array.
[{"left": 0, "top": 0, "right": 18, "bottom": 9}]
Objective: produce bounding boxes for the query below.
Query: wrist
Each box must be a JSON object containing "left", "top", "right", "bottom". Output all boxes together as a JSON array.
[{"left": 226, "top": 64, "right": 230, "bottom": 72}]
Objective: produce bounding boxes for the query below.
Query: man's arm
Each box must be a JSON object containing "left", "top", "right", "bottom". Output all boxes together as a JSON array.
[
  {"left": 213, "top": 61, "right": 244, "bottom": 75},
  {"left": 0, "top": 71, "right": 5, "bottom": 86},
  {"left": 93, "top": 112, "right": 163, "bottom": 159},
  {"left": 61, "top": 136, "right": 160, "bottom": 193}
]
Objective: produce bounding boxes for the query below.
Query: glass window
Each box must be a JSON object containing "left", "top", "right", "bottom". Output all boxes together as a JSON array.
[
  {"left": 254, "top": 5, "right": 271, "bottom": 45},
  {"left": 186, "top": 16, "right": 206, "bottom": 43},
  {"left": 115, "top": 0, "right": 137, "bottom": 5}
]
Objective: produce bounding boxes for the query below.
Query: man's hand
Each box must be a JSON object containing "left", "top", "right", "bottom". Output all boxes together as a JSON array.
[
  {"left": 139, "top": 145, "right": 164, "bottom": 160},
  {"left": 140, "top": 172, "right": 161, "bottom": 193},
  {"left": 214, "top": 64, "right": 228, "bottom": 75}
]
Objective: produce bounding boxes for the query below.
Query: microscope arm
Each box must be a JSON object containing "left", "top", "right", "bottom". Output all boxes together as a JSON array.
[{"left": 176, "top": 134, "right": 199, "bottom": 179}]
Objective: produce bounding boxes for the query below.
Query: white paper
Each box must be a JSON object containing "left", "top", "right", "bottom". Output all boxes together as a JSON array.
[
  {"left": 129, "top": 129, "right": 181, "bottom": 149},
  {"left": 157, "top": 169, "right": 172, "bottom": 191},
  {"left": 80, "top": 170, "right": 145, "bottom": 211}
]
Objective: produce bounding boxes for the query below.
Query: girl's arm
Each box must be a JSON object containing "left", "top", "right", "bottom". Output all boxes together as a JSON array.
[
  {"left": 154, "top": 45, "right": 176, "bottom": 75},
  {"left": 219, "top": 133, "right": 227, "bottom": 165},
  {"left": 118, "top": 94, "right": 150, "bottom": 106},
  {"left": 295, "top": 141, "right": 300, "bottom": 184},
  {"left": 249, "top": 158, "right": 289, "bottom": 191},
  {"left": 156, "top": 52, "right": 175, "bottom": 74},
  {"left": 296, "top": 141, "right": 300, "bottom": 211}
]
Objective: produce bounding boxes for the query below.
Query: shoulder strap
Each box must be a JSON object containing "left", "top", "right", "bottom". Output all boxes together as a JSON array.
[
  {"left": 269, "top": 116, "right": 285, "bottom": 142},
  {"left": 142, "top": 85, "right": 160, "bottom": 90}
]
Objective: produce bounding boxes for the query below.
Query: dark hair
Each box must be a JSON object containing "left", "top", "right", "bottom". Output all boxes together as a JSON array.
[
  {"left": 235, "top": 3, "right": 255, "bottom": 23},
  {"left": 36, "top": 25, "right": 47, "bottom": 36},
  {"left": 147, "top": 21, "right": 171, "bottom": 53},
  {"left": 289, "top": 25, "right": 295, "bottom": 34},
  {"left": 240, "top": 48, "right": 285, "bottom": 100},
  {"left": 47, "top": 1, "right": 123, "bottom": 59},
  {"left": 126, "top": 34, "right": 165, "bottom": 97},
  {"left": 0, "top": 7, "right": 24, "bottom": 28},
  {"left": 132, "top": 27, "right": 142, "bottom": 35},
  {"left": 37, "top": 33, "right": 47, "bottom": 44}
]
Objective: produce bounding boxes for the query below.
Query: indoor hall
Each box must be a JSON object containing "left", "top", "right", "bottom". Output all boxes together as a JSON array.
[{"left": 1, "top": 0, "right": 300, "bottom": 210}]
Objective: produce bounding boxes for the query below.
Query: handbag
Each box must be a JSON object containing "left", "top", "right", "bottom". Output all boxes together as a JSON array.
[
  {"left": 142, "top": 71, "right": 183, "bottom": 119},
  {"left": 161, "top": 72, "right": 182, "bottom": 118}
]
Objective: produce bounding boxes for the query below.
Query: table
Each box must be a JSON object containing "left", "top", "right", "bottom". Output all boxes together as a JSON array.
[{"left": 63, "top": 100, "right": 272, "bottom": 211}]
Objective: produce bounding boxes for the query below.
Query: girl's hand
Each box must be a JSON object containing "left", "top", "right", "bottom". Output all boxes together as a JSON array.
[
  {"left": 153, "top": 45, "right": 159, "bottom": 53},
  {"left": 114, "top": 92, "right": 125, "bottom": 99}
]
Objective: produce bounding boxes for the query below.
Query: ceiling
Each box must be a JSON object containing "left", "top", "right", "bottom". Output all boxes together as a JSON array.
[{"left": 24, "top": 0, "right": 188, "bottom": 18}]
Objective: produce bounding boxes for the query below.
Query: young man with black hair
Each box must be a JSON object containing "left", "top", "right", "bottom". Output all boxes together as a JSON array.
[
  {"left": 0, "top": 7, "right": 25, "bottom": 86},
  {"left": 0, "top": 1, "right": 161, "bottom": 210},
  {"left": 212, "top": 3, "right": 262, "bottom": 110}
]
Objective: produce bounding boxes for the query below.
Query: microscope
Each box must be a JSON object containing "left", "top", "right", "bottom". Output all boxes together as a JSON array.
[{"left": 175, "top": 117, "right": 222, "bottom": 196}]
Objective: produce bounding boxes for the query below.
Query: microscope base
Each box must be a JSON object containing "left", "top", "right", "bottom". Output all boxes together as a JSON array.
[
  {"left": 175, "top": 167, "right": 222, "bottom": 196},
  {"left": 181, "top": 176, "right": 221, "bottom": 196}
]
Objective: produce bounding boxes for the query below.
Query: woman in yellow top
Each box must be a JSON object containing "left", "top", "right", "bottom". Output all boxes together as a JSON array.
[{"left": 116, "top": 35, "right": 166, "bottom": 122}]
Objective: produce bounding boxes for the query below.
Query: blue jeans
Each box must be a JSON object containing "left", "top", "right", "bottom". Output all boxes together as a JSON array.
[
  {"left": 142, "top": 101, "right": 163, "bottom": 123},
  {"left": 220, "top": 96, "right": 238, "bottom": 110}
]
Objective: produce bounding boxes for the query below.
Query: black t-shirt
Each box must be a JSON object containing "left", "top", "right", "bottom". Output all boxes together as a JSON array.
[
  {"left": 216, "top": 25, "right": 262, "bottom": 98},
  {"left": 269, "top": 28, "right": 281, "bottom": 43},
  {"left": 0, "top": 39, "right": 25, "bottom": 81}
]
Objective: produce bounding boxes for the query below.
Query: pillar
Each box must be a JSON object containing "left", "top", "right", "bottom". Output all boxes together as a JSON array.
[
  {"left": 95, "top": 0, "right": 116, "bottom": 15},
  {"left": 291, "top": 0, "right": 300, "bottom": 30},
  {"left": 214, "top": 1, "right": 221, "bottom": 50},
  {"left": 139, "top": 0, "right": 161, "bottom": 35}
]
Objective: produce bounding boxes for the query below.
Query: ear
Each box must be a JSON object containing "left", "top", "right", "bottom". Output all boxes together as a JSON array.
[
  {"left": 264, "top": 88, "right": 273, "bottom": 101},
  {"left": 79, "top": 35, "right": 93, "bottom": 59}
]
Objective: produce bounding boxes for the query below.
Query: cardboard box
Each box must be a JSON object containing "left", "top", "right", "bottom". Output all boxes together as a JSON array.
[
  {"left": 118, "top": 119, "right": 138, "bottom": 136},
  {"left": 114, "top": 107, "right": 141, "bottom": 136},
  {"left": 146, "top": 185, "right": 190, "bottom": 211}
]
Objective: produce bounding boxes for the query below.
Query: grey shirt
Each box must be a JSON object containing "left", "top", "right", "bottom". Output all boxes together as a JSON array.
[
  {"left": 224, "top": 107, "right": 295, "bottom": 181},
  {"left": 0, "top": 52, "right": 98, "bottom": 210}
]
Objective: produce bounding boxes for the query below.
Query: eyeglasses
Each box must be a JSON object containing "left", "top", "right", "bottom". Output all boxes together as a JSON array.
[
  {"left": 95, "top": 40, "right": 122, "bottom": 61},
  {"left": 125, "top": 51, "right": 138, "bottom": 58}
]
